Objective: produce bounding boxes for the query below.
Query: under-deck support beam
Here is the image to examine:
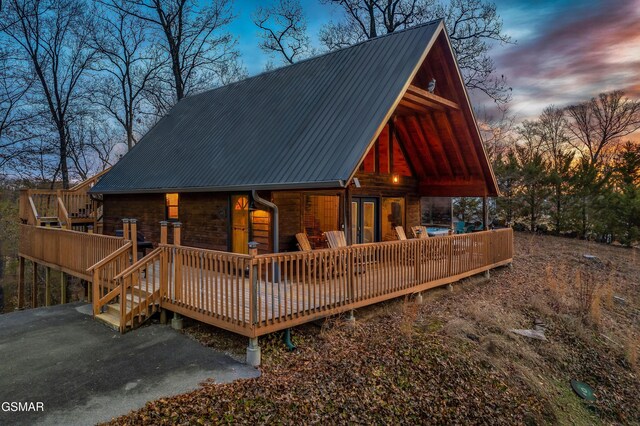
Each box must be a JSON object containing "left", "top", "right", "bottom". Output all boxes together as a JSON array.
[
  {"left": 17, "top": 257, "right": 25, "bottom": 310},
  {"left": 31, "top": 261, "right": 38, "bottom": 308},
  {"left": 60, "top": 271, "right": 66, "bottom": 304},
  {"left": 45, "top": 267, "right": 51, "bottom": 307}
]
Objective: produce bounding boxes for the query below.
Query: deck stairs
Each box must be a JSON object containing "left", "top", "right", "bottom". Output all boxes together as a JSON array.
[
  {"left": 91, "top": 247, "right": 163, "bottom": 332},
  {"left": 95, "top": 288, "right": 158, "bottom": 331},
  {"left": 19, "top": 168, "right": 110, "bottom": 231}
]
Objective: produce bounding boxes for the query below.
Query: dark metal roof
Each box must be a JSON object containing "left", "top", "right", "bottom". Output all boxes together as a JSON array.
[{"left": 91, "top": 21, "right": 442, "bottom": 194}]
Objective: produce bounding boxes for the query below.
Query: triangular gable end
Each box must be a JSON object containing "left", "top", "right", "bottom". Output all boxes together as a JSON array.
[{"left": 347, "top": 24, "right": 500, "bottom": 197}]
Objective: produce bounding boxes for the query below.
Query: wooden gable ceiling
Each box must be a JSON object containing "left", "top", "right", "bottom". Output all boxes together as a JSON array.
[{"left": 386, "top": 30, "right": 499, "bottom": 197}]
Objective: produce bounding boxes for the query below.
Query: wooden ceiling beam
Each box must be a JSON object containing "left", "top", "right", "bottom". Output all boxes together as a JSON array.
[
  {"left": 432, "top": 110, "right": 470, "bottom": 179},
  {"left": 405, "top": 115, "right": 446, "bottom": 178},
  {"left": 419, "top": 181, "right": 488, "bottom": 197},
  {"left": 393, "top": 118, "right": 427, "bottom": 179},
  {"left": 405, "top": 84, "right": 460, "bottom": 110},
  {"left": 417, "top": 114, "right": 455, "bottom": 178}
]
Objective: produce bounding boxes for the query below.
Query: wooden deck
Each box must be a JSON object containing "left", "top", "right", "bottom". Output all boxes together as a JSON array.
[
  {"left": 115, "top": 229, "right": 513, "bottom": 336},
  {"left": 19, "top": 224, "right": 513, "bottom": 337}
]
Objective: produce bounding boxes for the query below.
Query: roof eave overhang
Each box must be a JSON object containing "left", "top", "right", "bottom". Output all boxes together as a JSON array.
[{"left": 89, "top": 179, "right": 347, "bottom": 195}]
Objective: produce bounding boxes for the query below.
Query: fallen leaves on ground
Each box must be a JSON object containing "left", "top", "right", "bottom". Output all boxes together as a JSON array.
[{"left": 107, "top": 233, "right": 639, "bottom": 425}]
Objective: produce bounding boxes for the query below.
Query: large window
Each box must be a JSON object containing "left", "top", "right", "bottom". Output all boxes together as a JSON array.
[
  {"left": 165, "top": 193, "right": 179, "bottom": 220},
  {"left": 304, "top": 195, "right": 339, "bottom": 248},
  {"left": 382, "top": 197, "right": 405, "bottom": 241}
]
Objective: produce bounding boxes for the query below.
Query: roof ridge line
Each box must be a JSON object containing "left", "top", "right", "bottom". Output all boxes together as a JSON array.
[{"left": 186, "top": 19, "right": 444, "bottom": 102}]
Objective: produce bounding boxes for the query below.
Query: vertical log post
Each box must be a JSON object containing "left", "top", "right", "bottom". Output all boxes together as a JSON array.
[
  {"left": 247, "top": 241, "right": 261, "bottom": 367},
  {"left": 171, "top": 222, "right": 183, "bottom": 330},
  {"left": 130, "top": 219, "right": 138, "bottom": 263},
  {"left": 173, "top": 222, "right": 181, "bottom": 246},
  {"left": 122, "top": 218, "right": 130, "bottom": 240},
  {"left": 60, "top": 271, "right": 66, "bottom": 304},
  {"left": 160, "top": 221, "right": 168, "bottom": 245},
  {"left": 31, "top": 261, "right": 38, "bottom": 308},
  {"left": 45, "top": 267, "right": 51, "bottom": 307},
  {"left": 17, "top": 257, "right": 25, "bottom": 310},
  {"left": 483, "top": 196, "right": 489, "bottom": 231}
]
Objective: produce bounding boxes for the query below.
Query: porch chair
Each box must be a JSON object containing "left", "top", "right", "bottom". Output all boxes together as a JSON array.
[
  {"left": 411, "top": 226, "right": 429, "bottom": 239},
  {"left": 295, "top": 233, "right": 313, "bottom": 252},
  {"left": 454, "top": 221, "right": 466, "bottom": 234},
  {"left": 395, "top": 226, "right": 408, "bottom": 241},
  {"left": 324, "top": 230, "right": 348, "bottom": 248},
  {"left": 324, "top": 230, "right": 366, "bottom": 274}
]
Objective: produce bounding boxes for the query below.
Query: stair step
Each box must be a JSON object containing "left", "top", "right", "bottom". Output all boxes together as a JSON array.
[{"left": 95, "top": 310, "right": 120, "bottom": 331}]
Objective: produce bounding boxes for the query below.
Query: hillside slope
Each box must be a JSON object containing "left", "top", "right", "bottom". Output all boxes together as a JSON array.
[{"left": 109, "top": 233, "right": 639, "bottom": 425}]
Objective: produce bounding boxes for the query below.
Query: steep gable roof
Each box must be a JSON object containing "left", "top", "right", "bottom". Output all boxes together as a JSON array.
[{"left": 91, "top": 20, "right": 442, "bottom": 194}]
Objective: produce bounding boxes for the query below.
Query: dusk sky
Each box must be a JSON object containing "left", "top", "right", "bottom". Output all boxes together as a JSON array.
[{"left": 231, "top": 0, "right": 640, "bottom": 131}]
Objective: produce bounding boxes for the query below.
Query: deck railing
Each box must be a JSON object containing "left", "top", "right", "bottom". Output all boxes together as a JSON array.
[
  {"left": 18, "top": 168, "right": 110, "bottom": 227},
  {"left": 19, "top": 224, "right": 128, "bottom": 280},
  {"left": 107, "top": 228, "right": 512, "bottom": 336},
  {"left": 89, "top": 242, "right": 133, "bottom": 315}
]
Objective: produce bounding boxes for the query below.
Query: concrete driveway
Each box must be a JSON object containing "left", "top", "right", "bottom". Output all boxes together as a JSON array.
[{"left": 0, "top": 303, "right": 259, "bottom": 425}]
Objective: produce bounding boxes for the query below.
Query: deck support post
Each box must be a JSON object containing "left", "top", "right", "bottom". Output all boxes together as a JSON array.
[
  {"left": 31, "top": 261, "right": 38, "bottom": 308},
  {"left": 160, "top": 309, "right": 168, "bottom": 324},
  {"left": 122, "top": 218, "right": 130, "bottom": 240},
  {"left": 60, "top": 271, "right": 66, "bottom": 304},
  {"left": 346, "top": 309, "right": 356, "bottom": 323},
  {"left": 130, "top": 219, "right": 138, "bottom": 263},
  {"left": 160, "top": 221, "right": 168, "bottom": 245},
  {"left": 483, "top": 197, "right": 489, "bottom": 230},
  {"left": 45, "top": 267, "right": 51, "bottom": 307},
  {"left": 246, "top": 337, "right": 261, "bottom": 367},
  {"left": 484, "top": 270, "right": 490, "bottom": 279},
  {"left": 415, "top": 292, "right": 423, "bottom": 304},
  {"left": 17, "top": 257, "right": 25, "bottom": 310},
  {"left": 171, "top": 313, "right": 183, "bottom": 330},
  {"left": 173, "top": 222, "right": 181, "bottom": 246}
]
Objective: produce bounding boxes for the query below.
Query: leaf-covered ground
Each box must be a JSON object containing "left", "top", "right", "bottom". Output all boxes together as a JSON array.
[{"left": 108, "top": 233, "right": 639, "bottom": 425}]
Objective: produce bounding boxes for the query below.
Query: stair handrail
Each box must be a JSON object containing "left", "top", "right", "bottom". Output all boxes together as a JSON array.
[
  {"left": 56, "top": 194, "right": 70, "bottom": 229},
  {"left": 114, "top": 246, "right": 164, "bottom": 332},
  {"left": 88, "top": 241, "right": 133, "bottom": 315},
  {"left": 27, "top": 194, "right": 39, "bottom": 224},
  {"left": 68, "top": 167, "right": 111, "bottom": 192}
]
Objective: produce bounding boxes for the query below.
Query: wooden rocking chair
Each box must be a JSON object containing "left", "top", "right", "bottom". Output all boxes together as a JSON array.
[
  {"left": 411, "top": 225, "right": 429, "bottom": 239},
  {"left": 395, "top": 226, "right": 408, "bottom": 241}
]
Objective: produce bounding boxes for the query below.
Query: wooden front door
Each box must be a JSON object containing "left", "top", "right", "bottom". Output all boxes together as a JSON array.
[
  {"left": 231, "top": 195, "right": 249, "bottom": 254},
  {"left": 351, "top": 197, "right": 379, "bottom": 244}
]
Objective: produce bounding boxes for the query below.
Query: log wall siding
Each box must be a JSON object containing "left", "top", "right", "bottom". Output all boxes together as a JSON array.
[
  {"left": 103, "top": 193, "right": 230, "bottom": 250},
  {"left": 273, "top": 191, "right": 303, "bottom": 252},
  {"left": 103, "top": 177, "right": 420, "bottom": 254},
  {"left": 103, "top": 194, "right": 165, "bottom": 243},
  {"left": 352, "top": 173, "right": 422, "bottom": 231},
  {"left": 180, "top": 193, "right": 229, "bottom": 251}
]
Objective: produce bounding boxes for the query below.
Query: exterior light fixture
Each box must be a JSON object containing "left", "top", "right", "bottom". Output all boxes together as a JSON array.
[{"left": 392, "top": 174, "right": 399, "bottom": 184}]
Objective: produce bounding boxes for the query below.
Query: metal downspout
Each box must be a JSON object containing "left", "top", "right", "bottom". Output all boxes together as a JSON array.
[{"left": 251, "top": 190, "right": 296, "bottom": 351}]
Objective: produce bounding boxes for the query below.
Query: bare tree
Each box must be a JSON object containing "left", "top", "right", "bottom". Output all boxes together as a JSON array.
[
  {"left": 0, "top": 0, "right": 97, "bottom": 188},
  {"left": 566, "top": 90, "right": 640, "bottom": 168},
  {"left": 538, "top": 106, "right": 573, "bottom": 233},
  {"left": 320, "top": 0, "right": 512, "bottom": 104},
  {"left": 92, "top": 1, "right": 164, "bottom": 150},
  {"left": 253, "top": 0, "right": 312, "bottom": 66},
  {"left": 106, "top": 0, "right": 241, "bottom": 104},
  {"left": 0, "top": 48, "right": 35, "bottom": 172}
]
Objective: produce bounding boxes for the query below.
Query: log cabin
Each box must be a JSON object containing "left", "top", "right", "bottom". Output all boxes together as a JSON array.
[
  {"left": 89, "top": 19, "right": 499, "bottom": 254},
  {"left": 18, "top": 20, "right": 512, "bottom": 365}
]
